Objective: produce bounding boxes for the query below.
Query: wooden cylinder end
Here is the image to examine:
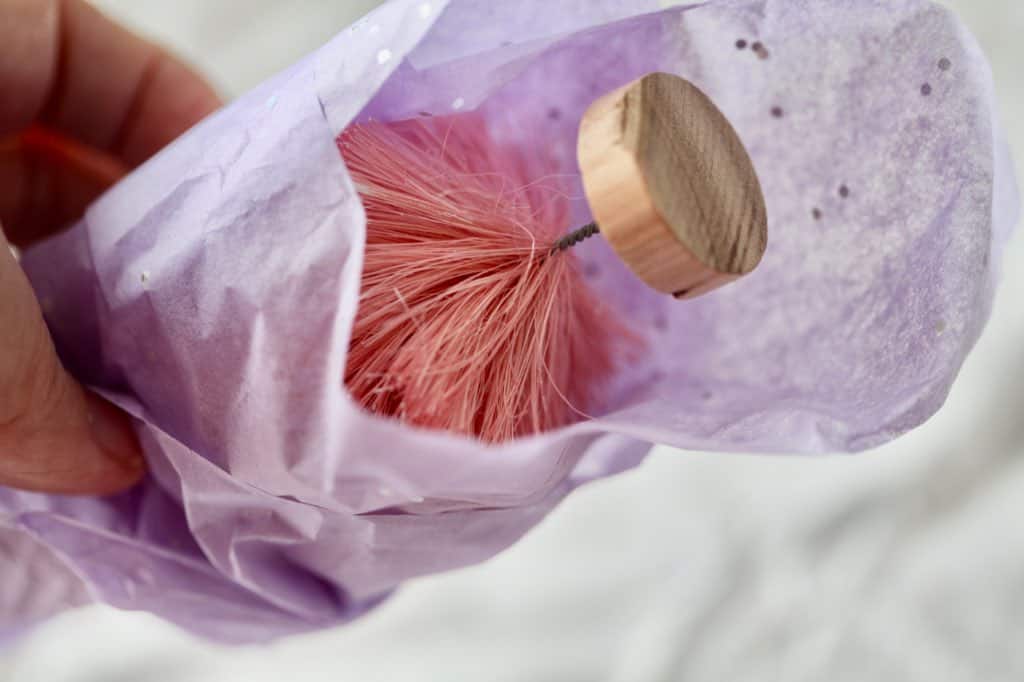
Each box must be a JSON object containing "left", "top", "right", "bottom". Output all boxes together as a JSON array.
[{"left": 577, "top": 73, "right": 768, "bottom": 299}]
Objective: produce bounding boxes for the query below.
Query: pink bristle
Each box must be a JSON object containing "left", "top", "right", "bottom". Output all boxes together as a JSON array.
[{"left": 339, "top": 114, "right": 635, "bottom": 443}]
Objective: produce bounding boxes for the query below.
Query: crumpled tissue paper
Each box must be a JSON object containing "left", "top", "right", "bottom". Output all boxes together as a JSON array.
[{"left": 2, "top": 0, "right": 1017, "bottom": 642}]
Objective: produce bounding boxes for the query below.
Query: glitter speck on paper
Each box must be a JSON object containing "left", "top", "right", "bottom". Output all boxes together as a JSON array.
[
  {"left": 752, "top": 41, "right": 770, "bottom": 59},
  {"left": 452, "top": 97, "right": 465, "bottom": 110},
  {"left": 134, "top": 567, "right": 155, "bottom": 586},
  {"left": 376, "top": 48, "right": 392, "bottom": 65}
]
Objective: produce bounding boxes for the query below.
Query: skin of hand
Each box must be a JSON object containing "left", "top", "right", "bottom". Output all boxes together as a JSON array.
[{"left": 0, "top": 0, "right": 220, "bottom": 494}]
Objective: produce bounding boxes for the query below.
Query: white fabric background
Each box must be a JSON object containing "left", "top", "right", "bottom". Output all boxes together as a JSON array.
[{"left": 1, "top": 1, "right": 1022, "bottom": 680}]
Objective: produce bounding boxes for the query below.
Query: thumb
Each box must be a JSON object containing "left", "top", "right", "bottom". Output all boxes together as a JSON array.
[{"left": 0, "top": 229, "right": 143, "bottom": 495}]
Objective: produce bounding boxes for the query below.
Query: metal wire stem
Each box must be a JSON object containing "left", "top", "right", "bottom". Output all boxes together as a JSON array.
[{"left": 550, "top": 222, "right": 600, "bottom": 254}]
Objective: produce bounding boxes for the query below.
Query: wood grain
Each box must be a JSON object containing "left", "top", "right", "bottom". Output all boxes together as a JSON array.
[{"left": 578, "top": 72, "right": 767, "bottom": 299}]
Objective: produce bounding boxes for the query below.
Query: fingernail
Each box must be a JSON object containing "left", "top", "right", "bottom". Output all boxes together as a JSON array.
[{"left": 84, "top": 391, "right": 145, "bottom": 474}]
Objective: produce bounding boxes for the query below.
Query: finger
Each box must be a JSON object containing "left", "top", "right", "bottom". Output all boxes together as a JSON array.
[
  {"left": 0, "top": 127, "right": 126, "bottom": 248},
  {"left": 0, "top": 0, "right": 221, "bottom": 245},
  {"left": 0, "top": 0, "right": 221, "bottom": 166},
  {"left": 0, "top": 229, "right": 143, "bottom": 494}
]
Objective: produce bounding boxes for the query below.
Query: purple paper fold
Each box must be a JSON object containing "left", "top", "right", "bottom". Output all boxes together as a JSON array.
[{"left": 3, "top": 0, "right": 1016, "bottom": 642}]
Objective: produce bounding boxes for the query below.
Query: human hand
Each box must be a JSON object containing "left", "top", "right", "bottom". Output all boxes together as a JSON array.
[{"left": 0, "top": 0, "right": 220, "bottom": 494}]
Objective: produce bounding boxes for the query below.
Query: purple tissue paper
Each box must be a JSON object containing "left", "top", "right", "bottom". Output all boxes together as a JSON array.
[{"left": 5, "top": 0, "right": 1018, "bottom": 642}]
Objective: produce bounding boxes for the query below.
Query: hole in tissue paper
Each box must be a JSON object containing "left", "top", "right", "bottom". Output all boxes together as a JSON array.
[{"left": 342, "top": 17, "right": 664, "bottom": 444}]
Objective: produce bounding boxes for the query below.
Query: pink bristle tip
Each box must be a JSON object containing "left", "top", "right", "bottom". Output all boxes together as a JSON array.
[{"left": 339, "top": 114, "right": 638, "bottom": 443}]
